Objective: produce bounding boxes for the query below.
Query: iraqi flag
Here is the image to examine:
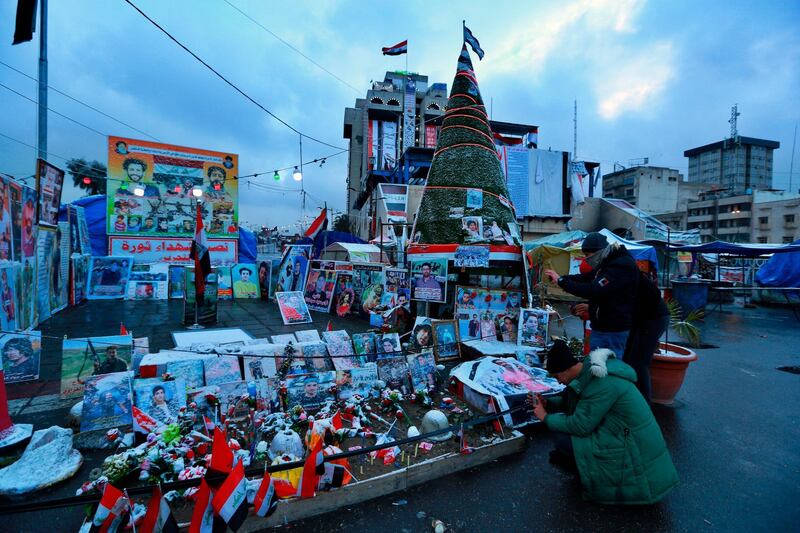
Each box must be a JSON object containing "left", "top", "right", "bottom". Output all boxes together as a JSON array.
[
  {"left": 303, "top": 207, "right": 328, "bottom": 239},
  {"left": 211, "top": 461, "right": 249, "bottom": 532},
  {"left": 90, "top": 483, "right": 129, "bottom": 533},
  {"left": 382, "top": 40, "right": 407, "bottom": 56},
  {"left": 252, "top": 472, "right": 279, "bottom": 518},
  {"left": 208, "top": 427, "right": 234, "bottom": 478},
  {"left": 140, "top": 486, "right": 179, "bottom": 533},
  {"left": 189, "top": 201, "right": 211, "bottom": 304},
  {"left": 296, "top": 443, "right": 325, "bottom": 499},
  {"left": 189, "top": 479, "right": 224, "bottom": 533},
  {"left": 132, "top": 405, "right": 158, "bottom": 435}
]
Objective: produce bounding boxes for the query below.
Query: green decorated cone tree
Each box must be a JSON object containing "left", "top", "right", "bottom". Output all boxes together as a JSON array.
[{"left": 413, "top": 45, "right": 516, "bottom": 245}]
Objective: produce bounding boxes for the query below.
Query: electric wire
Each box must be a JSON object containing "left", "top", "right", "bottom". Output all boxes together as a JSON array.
[
  {"left": 0, "top": 82, "right": 107, "bottom": 137},
  {"left": 0, "top": 60, "right": 160, "bottom": 141},
  {"left": 221, "top": 0, "right": 361, "bottom": 94},
  {"left": 122, "top": 0, "right": 345, "bottom": 151}
]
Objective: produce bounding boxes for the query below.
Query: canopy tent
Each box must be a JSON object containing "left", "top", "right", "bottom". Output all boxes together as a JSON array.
[
  {"left": 296, "top": 230, "right": 366, "bottom": 259},
  {"left": 320, "top": 242, "right": 387, "bottom": 264},
  {"left": 524, "top": 229, "right": 658, "bottom": 268},
  {"left": 524, "top": 228, "right": 659, "bottom": 300},
  {"left": 755, "top": 239, "right": 800, "bottom": 288},
  {"left": 667, "top": 240, "right": 800, "bottom": 257}
]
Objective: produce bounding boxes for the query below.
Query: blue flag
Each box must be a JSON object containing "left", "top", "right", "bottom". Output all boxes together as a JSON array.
[{"left": 463, "top": 24, "right": 484, "bottom": 60}]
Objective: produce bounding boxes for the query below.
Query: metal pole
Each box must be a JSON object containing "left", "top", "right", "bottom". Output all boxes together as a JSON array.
[
  {"left": 300, "top": 134, "right": 305, "bottom": 222},
  {"left": 37, "top": 0, "right": 48, "bottom": 161}
]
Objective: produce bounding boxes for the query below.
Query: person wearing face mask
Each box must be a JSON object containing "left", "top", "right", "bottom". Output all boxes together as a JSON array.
[{"left": 544, "top": 232, "right": 639, "bottom": 359}]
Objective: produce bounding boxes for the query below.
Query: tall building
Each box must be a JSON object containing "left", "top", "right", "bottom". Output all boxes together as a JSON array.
[
  {"left": 683, "top": 136, "right": 780, "bottom": 194},
  {"left": 602, "top": 166, "right": 683, "bottom": 214}
]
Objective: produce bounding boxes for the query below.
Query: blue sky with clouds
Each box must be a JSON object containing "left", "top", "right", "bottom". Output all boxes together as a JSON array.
[{"left": 1, "top": 0, "right": 799, "bottom": 230}]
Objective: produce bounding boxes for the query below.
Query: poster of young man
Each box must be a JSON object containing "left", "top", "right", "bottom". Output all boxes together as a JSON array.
[
  {"left": 286, "top": 372, "right": 336, "bottom": 411},
  {"left": 332, "top": 272, "right": 355, "bottom": 317},
  {"left": 87, "top": 256, "right": 133, "bottom": 300},
  {"left": 384, "top": 267, "right": 410, "bottom": 310},
  {"left": 231, "top": 263, "right": 260, "bottom": 299},
  {"left": 410, "top": 258, "right": 447, "bottom": 303},
  {"left": 351, "top": 263, "right": 385, "bottom": 316},
  {"left": 1, "top": 332, "right": 41, "bottom": 383},
  {"left": 275, "top": 291, "right": 313, "bottom": 325},
  {"left": 274, "top": 245, "right": 311, "bottom": 295},
  {"left": 0, "top": 177, "right": 14, "bottom": 261},
  {"left": 303, "top": 269, "right": 338, "bottom": 313},
  {"left": 60, "top": 335, "right": 133, "bottom": 398},
  {"left": 257, "top": 260, "right": 271, "bottom": 299},
  {"left": 35, "top": 159, "right": 65, "bottom": 228},
  {"left": 106, "top": 136, "right": 238, "bottom": 238},
  {"left": 0, "top": 266, "right": 18, "bottom": 331}
]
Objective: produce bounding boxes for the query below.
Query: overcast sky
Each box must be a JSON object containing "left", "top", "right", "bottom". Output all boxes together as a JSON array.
[{"left": 1, "top": 0, "right": 799, "bottom": 230}]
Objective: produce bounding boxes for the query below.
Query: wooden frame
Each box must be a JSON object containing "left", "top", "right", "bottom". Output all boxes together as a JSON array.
[{"left": 432, "top": 319, "right": 461, "bottom": 362}]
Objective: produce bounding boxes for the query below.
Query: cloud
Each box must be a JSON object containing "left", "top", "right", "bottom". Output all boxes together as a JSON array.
[{"left": 595, "top": 41, "right": 676, "bottom": 120}]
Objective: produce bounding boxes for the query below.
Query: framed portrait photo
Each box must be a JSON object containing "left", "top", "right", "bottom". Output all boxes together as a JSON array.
[{"left": 432, "top": 319, "right": 461, "bottom": 362}]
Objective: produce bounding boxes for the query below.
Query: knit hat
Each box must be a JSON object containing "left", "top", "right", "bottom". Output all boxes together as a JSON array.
[
  {"left": 545, "top": 339, "right": 579, "bottom": 374},
  {"left": 581, "top": 232, "right": 608, "bottom": 254}
]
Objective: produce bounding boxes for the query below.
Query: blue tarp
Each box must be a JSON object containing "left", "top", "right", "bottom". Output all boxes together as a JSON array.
[
  {"left": 669, "top": 240, "right": 800, "bottom": 257},
  {"left": 60, "top": 194, "right": 255, "bottom": 262},
  {"left": 755, "top": 239, "right": 800, "bottom": 288},
  {"left": 295, "top": 230, "right": 367, "bottom": 258}
]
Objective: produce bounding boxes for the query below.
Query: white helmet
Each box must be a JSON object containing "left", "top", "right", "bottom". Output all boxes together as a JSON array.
[
  {"left": 420, "top": 409, "right": 452, "bottom": 441},
  {"left": 268, "top": 429, "right": 304, "bottom": 460}
]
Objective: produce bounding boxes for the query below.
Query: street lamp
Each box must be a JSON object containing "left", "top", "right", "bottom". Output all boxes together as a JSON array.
[
  {"left": 273, "top": 170, "right": 281, "bottom": 182},
  {"left": 292, "top": 166, "right": 302, "bottom": 182},
  {"left": 191, "top": 186, "right": 203, "bottom": 198}
]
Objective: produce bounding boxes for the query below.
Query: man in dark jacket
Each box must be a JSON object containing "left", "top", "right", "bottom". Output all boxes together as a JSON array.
[
  {"left": 545, "top": 232, "right": 639, "bottom": 358},
  {"left": 531, "top": 340, "right": 678, "bottom": 505},
  {"left": 624, "top": 271, "right": 670, "bottom": 402}
]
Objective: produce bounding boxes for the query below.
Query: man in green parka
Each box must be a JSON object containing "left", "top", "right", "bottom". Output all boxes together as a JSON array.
[{"left": 531, "top": 339, "right": 678, "bottom": 505}]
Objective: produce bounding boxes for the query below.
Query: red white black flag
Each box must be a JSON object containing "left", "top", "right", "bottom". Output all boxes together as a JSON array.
[
  {"left": 211, "top": 461, "right": 249, "bottom": 532},
  {"left": 189, "top": 201, "right": 210, "bottom": 304},
  {"left": 382, "top": 40, "right": 408, "bottom": 56},
  {"left": 140, "top": 486, "right": 179, "bottom": 533},
  {"left": 304, "top": 207, "right": 328, "bottom": 239}
]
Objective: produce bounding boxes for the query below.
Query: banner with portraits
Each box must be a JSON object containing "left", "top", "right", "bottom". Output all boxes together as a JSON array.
[
  {"left": 87, "top": 256, "right": 132, "bottom": 300},
  {"left": 35, "top": 159, "right": 65, "bottom": 228},
  {"left": 303, "top": 269, "right": 338, "bottom": 313},
  {"left": 106, "top": 136, "right": 238, "bottom": 238},
  {"left": 274, "top": 245, "right": 311, "bottom": 296},
  {"left": 60, "top": 334, "right": 133, "bottom": 398},
  {"left": 351, "top": 263, "right": 385, "bottom": 316},
  {"left": 454, "top": 286, "right": 523, "bottom": 343}
]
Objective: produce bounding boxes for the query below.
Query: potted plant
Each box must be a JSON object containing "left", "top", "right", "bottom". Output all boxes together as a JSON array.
[{"left": 649, "top": 300, "right": 701, "bottom": 405}]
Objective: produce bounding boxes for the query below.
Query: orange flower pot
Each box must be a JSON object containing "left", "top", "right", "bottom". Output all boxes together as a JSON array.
[{"left": 650, "top": 342, "right": 698, "bottom": 405}]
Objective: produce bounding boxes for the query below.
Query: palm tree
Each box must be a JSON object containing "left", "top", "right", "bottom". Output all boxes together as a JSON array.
[{"left": 65, "top": 158, "right": 107, "bottom": 195}]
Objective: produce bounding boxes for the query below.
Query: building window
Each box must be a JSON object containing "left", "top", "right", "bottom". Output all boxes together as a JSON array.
[
  {"left": 370, "top": 97, "right": 384, "bottom": 104},
  {"left": 757, "top": 237, "right": 767, "bottom": 244},
  {"left": 387, "top": 98, "right": 400, "bottom": 106},
  {"left": 759, "top": 216, "right": 769, "bottom": 224},
  {"left": 669, "top": 176, "right": 677, "bottom": 181},
  {"left": 785, "top": 214, "right": 796, "bottom": 223},
  {"left": 427, "top": 103, "right": 441, "bottom": 111},
  {"left": 783, "top": 236, "right": 794, "bottom": 244}
]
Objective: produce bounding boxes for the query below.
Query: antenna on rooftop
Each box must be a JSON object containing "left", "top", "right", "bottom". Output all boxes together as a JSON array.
[{"left": 729, "top": 104, "right": 740, "bottom": 141}]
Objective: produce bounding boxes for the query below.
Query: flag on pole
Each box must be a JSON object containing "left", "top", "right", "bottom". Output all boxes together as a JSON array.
[
  {"left": 140, "top": 486, "right": 179, "bottom": 533},
  {"left": 296, "top": 442, "right": 325, "bottom": 499},
  {"left": 208, "top": 427, "right": 233, "bottom": 478},
  {"left": 303, "top": 207, "right": 328, "bottom": 239},
  {"left": 463, "top": 23, "right": 485, "bottom": 60},
  {"left": 90, "top": 483, "right": 129, "bottom": 533},
  {"left": 211, "top": 461, "right": 249, "bottom": 532},
  {"left": 190, "top": 201, "right": 211, "bottom": 304},
  {"left": 253, "top": 471, "right": 279, "bottom": 518},
  {"left": 382, "top": 40, "right": 408, "bottom": 56},
  {"left": 188, "top": 479, "right": 219, "bottom": 533},
  {"left": 12, "top": 0, "right": 38, "bottom": 45}
]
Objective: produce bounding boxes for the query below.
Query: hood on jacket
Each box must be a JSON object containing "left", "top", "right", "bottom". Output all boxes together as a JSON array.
[{"left": 588, "top": 348, "right": 637, "bottom": 383}]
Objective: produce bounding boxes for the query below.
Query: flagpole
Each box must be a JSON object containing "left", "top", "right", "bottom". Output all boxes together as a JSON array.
[{"left": 188, "top": 196, "right": 204, "bottom": 330}]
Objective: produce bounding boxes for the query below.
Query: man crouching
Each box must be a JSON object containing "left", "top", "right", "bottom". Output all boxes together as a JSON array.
[{"left": 531, "top": 339, "right": 678, "bottom": 505}]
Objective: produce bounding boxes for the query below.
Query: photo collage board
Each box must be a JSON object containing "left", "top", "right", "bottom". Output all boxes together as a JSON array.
[{"left": 454, "top": 285, "right": 523, "bottom": 345}]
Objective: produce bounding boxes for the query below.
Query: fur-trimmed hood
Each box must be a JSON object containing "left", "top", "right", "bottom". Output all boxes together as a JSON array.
[{"left": 586, "top": 348, "right": 637, "bottom": 382}]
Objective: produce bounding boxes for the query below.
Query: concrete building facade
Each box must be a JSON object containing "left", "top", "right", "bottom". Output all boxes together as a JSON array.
[
  {"left": 603, "top": 166, "right": 682, "bottom": 214},
  {"left": 751, "top": 191, "right": 800, "bottom": 244},
  {"left": 684, "top": 136, "right": 780, "bottom": 194}
]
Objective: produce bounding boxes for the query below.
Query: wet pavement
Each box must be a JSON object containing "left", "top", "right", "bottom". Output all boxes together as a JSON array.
[{"left": 3, "top": 300, "right": 800, "bottom": 531}]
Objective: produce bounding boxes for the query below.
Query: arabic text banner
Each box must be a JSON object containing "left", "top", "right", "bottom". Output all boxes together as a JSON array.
[
  {"left": 109, "top": 236, "right": 238, "bottom": 266},
  {"left": 107, "top": 136, "right": 238, "bottom": 238}
]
